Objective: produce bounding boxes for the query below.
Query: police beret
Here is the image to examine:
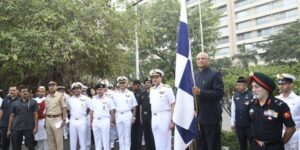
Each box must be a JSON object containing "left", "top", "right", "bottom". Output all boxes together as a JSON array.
[
  {"left": 276, "top": 73, "right": 296, "bottom": 84},
  {"left": 117, "top": 76, "right": 128, "bottom": 83},
  {"left": 95, "top": 83, "right": 106, "bottom": 89},
  {"left": 250, "top": 72, "right": 276, "bottom": 92},
  {"left": 71, "top": 82, "right": 83, "bottom": 89},
  {"left": 149, "top": 69, "right": 164, "bottom": 77},
  {"left": 48, "top": 81, "right": 57, "bottom": 86},
  {"left": 237, "top": 76, "right": 247, "bottom": 83}
]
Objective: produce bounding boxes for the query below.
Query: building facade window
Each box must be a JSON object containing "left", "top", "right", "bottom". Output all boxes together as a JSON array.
[
  {"left": 235, "top": 0, "right": 257, "bottom": 8},
  {"left": 256, "top": 3, "right": 271, "bottom": 14},
  {"left": 218, "top": 26, "right": 228, "bottom": 36},
  {"left": 216, "top": 47, "right": 229, "bottom": 56},
  {"left": 237, "top": 32, "right": 252, "bottom": 41},
  {"left": 218, "top": 5, "right": 227, "bottom": 14},
  {"left": 220, "top": 16, "right": 228, "bottom": 26},
  {"left": 217, "top": 37, "right": 229, "bottom": 45},
  {"left": 236, "top": 10, "right": 249, "bottom": 19},
  {"left": 237, "top": 20, "right": 253, "bottom": 30},
  {"left": 283, "top": 0, "right": 297, "bottom": 7},
  {"left": 256, "top": 15, "right": 272, "bottom": 25}
]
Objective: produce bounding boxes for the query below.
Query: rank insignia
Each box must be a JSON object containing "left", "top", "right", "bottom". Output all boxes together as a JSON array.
[{"left": 284, "top": 112, "right": 291, "bottom": 119}]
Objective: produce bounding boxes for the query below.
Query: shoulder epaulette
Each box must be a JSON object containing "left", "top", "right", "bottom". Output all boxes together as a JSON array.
[{"left": 163, "top": 84, "right": 170, "bottom": 88}]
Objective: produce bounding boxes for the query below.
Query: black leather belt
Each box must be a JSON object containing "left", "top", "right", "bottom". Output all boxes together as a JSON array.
[
  {"left": 46, "top": 114, "right": 61, "bottom": 118},
  {"left": 143, "top": 111, "right": 150, "bottom": 115},
  {"left": 255, "top": 139, "right": 281, "bottom": 147}
]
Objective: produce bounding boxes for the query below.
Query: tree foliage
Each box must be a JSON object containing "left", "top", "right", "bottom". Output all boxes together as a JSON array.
[
  {"left": 223, "top": 62, "right": 300, "bottom": 98},
  {"left": 0, "top": 0, "right": 136, "bottom": 89},
  {"left": 259, "top": 21, "right": 300, "bottom": 64},
  {"left": 137, "top": 0, "right": 220, "bottom": 83}
]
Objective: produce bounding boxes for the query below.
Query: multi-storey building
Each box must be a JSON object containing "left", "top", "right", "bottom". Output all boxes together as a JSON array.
[{"left": 187, "top": 0, "right": 300, "bottom": 58}]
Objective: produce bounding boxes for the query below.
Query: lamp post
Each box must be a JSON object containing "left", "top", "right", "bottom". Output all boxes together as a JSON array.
[
  {"left": 133, "top": 0, "right": 143, "bottom": 80},
  {"left": 198, "top": 0, "right": 204, "bottom": 52}
]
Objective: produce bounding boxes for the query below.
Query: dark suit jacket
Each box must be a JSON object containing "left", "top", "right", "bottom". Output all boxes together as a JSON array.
[{"left": 195, "top": 67, "right": 224, "bottom": 125}]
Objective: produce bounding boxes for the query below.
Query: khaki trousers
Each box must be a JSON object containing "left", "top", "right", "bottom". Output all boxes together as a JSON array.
[{"left": 46, "top": 117, "right": 64, "bottom": 150}]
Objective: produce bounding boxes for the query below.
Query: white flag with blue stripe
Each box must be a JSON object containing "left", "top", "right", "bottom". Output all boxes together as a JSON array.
[{"left": 173, "top": 0, "right": 198, "bottom": 150}]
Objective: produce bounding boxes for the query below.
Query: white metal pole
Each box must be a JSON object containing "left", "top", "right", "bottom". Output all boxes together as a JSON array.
[
  {"left": 135, "top": 4, "right": 140, "bottom": 79},
  {"left": 198, "top": 0, "right": 204, "bottom": 52}
]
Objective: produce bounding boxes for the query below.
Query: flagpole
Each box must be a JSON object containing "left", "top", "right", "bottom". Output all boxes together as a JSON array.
[
  {"left": 198, "top": 0, "right": 204, "bottom": 52},
  {"left": 134, "top": 3, "right": 140, "bottom": 79}
]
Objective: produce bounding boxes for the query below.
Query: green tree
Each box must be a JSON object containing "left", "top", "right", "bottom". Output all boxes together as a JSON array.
[
  {"left": 232, "top": 44, "right": 257, "bottom": 70},
  {"left": 259, "top": 22, "right": 300, "bottom": 64},
  {"left": 0, "top": 0, "right": 136, "bottom": 89},
  {"left": 137, "top": 0, "right": 220, "bottom": 83}
]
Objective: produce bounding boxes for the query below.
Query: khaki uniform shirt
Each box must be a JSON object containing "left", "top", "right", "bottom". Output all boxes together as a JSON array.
[{"left": 45, "top": 91, "right": 67, "bottom": 115}]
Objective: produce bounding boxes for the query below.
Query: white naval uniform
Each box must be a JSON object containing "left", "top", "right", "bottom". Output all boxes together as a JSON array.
[
  {"left": 0, "top": 97, "right": 3, "bottom": 106},
  {"left": 150, "top": 84, "right": 175, "bottom": 150},
  {"left": 67, "top": 94, "right": 90, "bottom": 150},
  {"left": 63, "top": 93, "right": 70, "bottom": 139},
  {"left": 277, "top": 91, "right": 300, "bottom": 150},
  {"left": 34, "top": 97, "right": 48, "bottom": 150},
  {"left": 113, "top": 89, "right": 138, "bottom": 150},
  {"left": 105, "top": 90, "right": 118, "bottom": 147},
  {"left": 91, "top": 95, "right": 115, "bottom": 150}
]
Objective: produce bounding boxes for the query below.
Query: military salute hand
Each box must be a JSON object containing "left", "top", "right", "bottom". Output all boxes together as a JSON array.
[{"left": 192, "top": 87, "right": 201, "bottom": 96}]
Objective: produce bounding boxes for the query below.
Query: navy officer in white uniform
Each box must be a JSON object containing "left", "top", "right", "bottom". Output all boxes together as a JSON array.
[
  {"left": 149, "top": 69, "right": 175, "bottom": 150},
  {"left": 276, "top": 73, "right": 300, "bottom": 150},
  {"left": 90, "top": 83, "right": 115, "bottom": 150},
  {"left": 67, "top": 82, "right": 91, "bottom": 150},
  {"left": 112, "top": 76, "right": 138, "bottom": 150}
]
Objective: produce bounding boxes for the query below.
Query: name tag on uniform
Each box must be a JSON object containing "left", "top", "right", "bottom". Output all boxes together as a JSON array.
[
  {"left": 159, "top": 91, "right": 164, "bottom": 95},
  {"left": 244, "top": 101, "right": 249, "bottom": 105},
  {"left": 80, "top": 99, "right": 85, "bottom": 102},
  {"left": 125, "top": 94, "right": 130, "bottom": 97}
]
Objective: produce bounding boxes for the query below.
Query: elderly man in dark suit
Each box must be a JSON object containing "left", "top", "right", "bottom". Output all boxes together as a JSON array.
[{"left": 192, "top": 52, "right": 224, "bottom": 150}]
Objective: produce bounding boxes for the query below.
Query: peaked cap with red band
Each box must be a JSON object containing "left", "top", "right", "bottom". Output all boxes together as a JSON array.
[{"left": 250, "top": 72, "right": 276, "bottom": 92}]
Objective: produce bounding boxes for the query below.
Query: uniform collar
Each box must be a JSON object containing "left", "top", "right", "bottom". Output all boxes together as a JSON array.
[
  {"left": 153, "top": 83, "right": 163, "bottom": 89},
  {"left": 278, "top": 91, "right": 298, "bottom": 99},
  {"left": 255, "top": 97, "right": 272, "bottom": 107},
  {"left": 118, "top": 89, "right": 128, "bottom": 93}
]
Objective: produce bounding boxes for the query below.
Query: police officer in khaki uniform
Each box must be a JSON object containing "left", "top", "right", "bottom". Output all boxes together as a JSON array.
[
  {"left": 45, "top": 81, "right": 67, "bottom": 150},
  {"left": 149, "top": 69, "right": 175, "bottom": 150}
]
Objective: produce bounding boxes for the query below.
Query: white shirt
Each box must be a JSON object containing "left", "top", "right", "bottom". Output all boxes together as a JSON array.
[
  {"left": 113, "top": 89, "right": 137, "bottom": 112},
  {"left": 67, "top": 94, "right": 91, "bottom": 119},
  {"left": 91, "top": 95, "right": 115, "bottom": 118},
  {"left": 230, "top": 96, "right": 236, "bottom": 126},
  {"left": 35, "top": 97, "right": 46, "bottom": 103},
  {"left": 0, "top": 97, "right": 3, "bottom": 107},
  {"left": 150, "top": 84, "right": 175, "bottom": 113},
  {"left": 277, "top": 91, "right": 300, "bottom": 128},
  {"left": 104, "top": 89, "right": 114, "bottom": 100}
]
